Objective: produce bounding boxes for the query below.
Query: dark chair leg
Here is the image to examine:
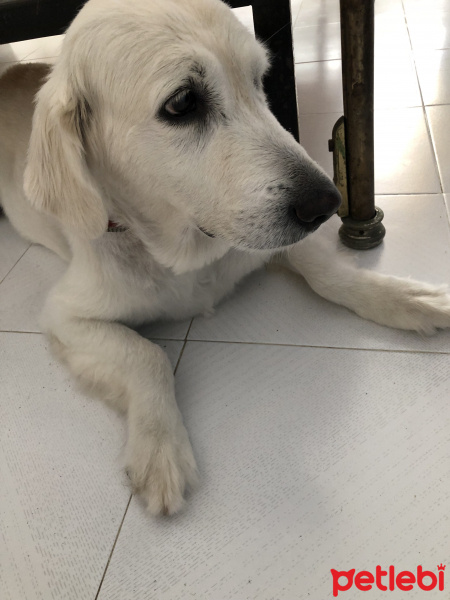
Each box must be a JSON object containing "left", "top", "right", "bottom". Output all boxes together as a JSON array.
[
  {"left": 252, "top": 0, "right": 299, "bottom": 142},
  {"left": 338, "top": 0, "right": 385, "bottom": 249},
  {"left": 0, "top": 0, "right": 87, "bottom": 44}
]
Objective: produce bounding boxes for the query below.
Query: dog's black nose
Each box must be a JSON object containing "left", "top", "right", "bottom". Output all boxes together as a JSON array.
[{"left": 294, "top": 186, "right": 342, "bottom": 225}]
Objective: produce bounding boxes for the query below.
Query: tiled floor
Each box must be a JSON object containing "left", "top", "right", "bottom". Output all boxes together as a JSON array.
[{"left": 1, "top": 0, "right": 450, "bottom": 598}]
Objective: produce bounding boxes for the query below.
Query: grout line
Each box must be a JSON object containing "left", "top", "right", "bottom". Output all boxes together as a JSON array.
[
  {"left": 18, "top": 48, "right": 40, "bottom": 62},
  {"left": 184, "top": 318, "right": 194, "bottom": 342},
  {"left": 423, "top": 102, "right": 450, "bottom": 108},
  {"left": 291, "top": 0, "right": 303, "bottom": 29},
  {"left": 401, "top": 0, "right": 445, "bottom": 195},
  {"left": 174, "top": 341, "right": 188, "bottom": 375},
  {"left": 374, "top": 192, "right": 444, "bottom": 197},
  {"left": 94, "top": 494, "right": 132, "bottom": 600},
  {"left": 294, "top": 56, "right": 341, "bottom": 66},
  {"left": 147, "top": 336, "right": 186, "bottom": 342},
  {"left": 173, "top": 318, "right": 194, "bottom": 375},
  {"left": 0, "top": 243, "right": 32, "bottom": 285},
  {"left": 0, "top": 329, "right": 42, "bottom": 335},
  {"left": 184, "top": 338, "right": 450, "bottom": 356}
]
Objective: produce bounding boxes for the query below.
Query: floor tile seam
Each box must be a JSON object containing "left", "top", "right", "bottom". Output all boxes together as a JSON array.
[
  {"left": 424, "top": 102, "right": 450, "bottom": 108},
  {"left": 17, "top": 48, "right": 40, "bottom": 62},
  {"left": 0, "top": 332, "right": 192, "bottom": 339},
  {"left": 2, "top": 333, "right": 447, "bottom": 357},
  {"left": 0, "top": 244, "right": 32, "bottom": 286},
  {"left": 401, "top": 0, "right": 445, "bottom": 194},
  {"left": 171, "top": 318, "right": 195, "bottom": 375},
  {"left": 147, "top": 335, "right": 187, "bottom": 342},
  {"left": 183, "top": 337, "right": 450, "bottom": 356},
  {"left": 298, "top": 105, "right": 435, "bottom": 118},
  {"left": 292, "top": 0, "right": 304, "bottom": 27},
  {"left": 295, "top": 57, "right": 342, "bottom": 66},
  {"left": 375, "top": 192, "right": 443, "bottom": 197},
  {"left": 298, "top": 103, "right": 423, "bottom": 116},
  {"left": 94, "top": 494, "right": 132, "bottom": 600},
  {"left": 0, "top": 329, "right": 42, "bottom": 335},
  {"left": 421, "top": 110, "right": 445, "bottom": 197},
  {"left": 0, "top": 55, "right": 59, "bottom": 64}
]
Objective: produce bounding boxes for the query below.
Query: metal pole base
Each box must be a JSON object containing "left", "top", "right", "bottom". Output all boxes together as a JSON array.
[{"left": 339, "top": 207, "right": 386, "bottom": 250}]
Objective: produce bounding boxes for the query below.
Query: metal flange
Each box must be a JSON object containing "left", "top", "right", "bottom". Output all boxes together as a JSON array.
[{"left": 339, "top": 207, "right": 386, "bottom": 250}]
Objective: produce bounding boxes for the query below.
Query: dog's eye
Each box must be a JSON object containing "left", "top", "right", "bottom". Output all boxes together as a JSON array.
[{"left": 164, "top": 90, "right": 197, "bottom": 117}]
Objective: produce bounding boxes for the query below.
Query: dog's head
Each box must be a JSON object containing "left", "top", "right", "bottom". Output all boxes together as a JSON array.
[{"left": 24, "top": 0, "right": 340, "bottom": 253}]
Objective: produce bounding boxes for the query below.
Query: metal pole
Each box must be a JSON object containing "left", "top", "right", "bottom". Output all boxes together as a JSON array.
[{"left": 338, "top": 0, "right": 385, "bottom": 249}]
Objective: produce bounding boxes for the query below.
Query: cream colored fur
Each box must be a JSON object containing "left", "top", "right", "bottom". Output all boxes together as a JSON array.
[{"left": 1, "top": 0, "right": 450, "bottom": 515}]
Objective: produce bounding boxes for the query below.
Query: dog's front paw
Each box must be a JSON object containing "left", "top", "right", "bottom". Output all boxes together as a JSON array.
[
  {"left": 357, "top": 276, "right": 450, "bottom": 334},
  {"left": 125, "top": 423, "right": 198, "bottom": 516}
]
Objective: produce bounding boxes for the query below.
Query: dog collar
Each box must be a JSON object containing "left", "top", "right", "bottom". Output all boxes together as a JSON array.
[{"left": 107, "top": 220, "right": 128, "bottom": 233}]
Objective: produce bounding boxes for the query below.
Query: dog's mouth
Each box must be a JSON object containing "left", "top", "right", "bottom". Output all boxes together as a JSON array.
[
  {"left": 295, "top": 213, "right": 331, "bottom": 233},
  {"left": 196, "top": 211, "right": 330, "bottom": 250},
  {"left": 198, "top": 225, "right": 215, "bottom": 238}
]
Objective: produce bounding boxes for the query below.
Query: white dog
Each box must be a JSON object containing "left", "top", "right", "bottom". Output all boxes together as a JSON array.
[{"left": 1, "top": 0, "right": 449, "bottom": 516}]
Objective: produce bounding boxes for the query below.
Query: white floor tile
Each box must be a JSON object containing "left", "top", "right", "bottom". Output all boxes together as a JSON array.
[
  {"left": 445, "top": 193, "right": 450, "bottom": 221},
  {"left": 293, "top": 22, "right": 341, "bottom": 63},
  {"left": 296, "top": 54, "right": 421, "bottom": 115},
  {"left": 298, "top": 111, "right": 338, "bottom": 178},
  {"left": 137, "top": 318, "right": 192, "bottom": 341},
  {"left": 354, "top": 195, "right": 450, "bottom": 283},
  {"left": 374, "top": 107, "right": 441, "bottom": 194},
  {"left": 0, "top": 44, "right": 16, "bottom": 64},
  {"left": 407, "top": 11, "right": 450, "bottom": 51},
  {"left": 0, "top": 218, "right": 31, "bottom": 284},
  {"left": 0, "top": 332, "right": 129, "bottom": 600},
  {"left": 0, "top": 245, "right": 66, "bottom": 333},
  {"left": 427, "top": 104, "right": 450, "bottom": 191},
  {"left": 189, "top": 195, "right": 450, "bottom": 351},
  {"left": 1, "top": 40, "right": 38, "bottom": 62},
  {"left": 374, "top": 15, "right": 413, "bottom": 59},
  {"left": 0, "top": 333, "right": 183, "bottom": 600},
  {"left": 415, "top": 49, "right": 450, "bottom": 105},
  {"left": 374, "top": 54, "right": 422, "bottom": 109},
  {"left": 97, "top": 341, "right": 450, "bottom": 600},
  {"left": 375, "top": 0, "right": 405, "bottom": 17},
  {"left": 404, "top": 0, "right": 449, "bottom": 11},
  {"left": 294, "top": 9, "right": 411, "bottom": 63},
  {"left": 151, "top": 339, "right": 185, "bottom": 370},
  {"left": 8, "top": 35, "right": 64, "bottom": 62},
  {"left": 299, "top": 108, "right": 441, "bottom": 195},
  {"left": 296, "top": 59, "right": 343, "bottom": 114},
  {"left": 295, "top": 0, "right": 340, "bottom": 27},
  {"left": 231, "top": 6, "right": 254, "bottom": 34},
  {"left": 290, "top": 0, "right": 305, "bottom": 25}
]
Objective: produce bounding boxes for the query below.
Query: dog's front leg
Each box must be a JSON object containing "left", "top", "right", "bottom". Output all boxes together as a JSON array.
[
  {"left": 42, "top": 309, "right": 197, "bottom": 516},
  {"left": 280, "top": 231, "right": 450, "bottom": 335}
]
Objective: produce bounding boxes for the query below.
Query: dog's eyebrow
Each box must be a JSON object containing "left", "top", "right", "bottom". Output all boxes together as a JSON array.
[{"left": 189, "top": 63, "right": 207, "bottom": 79}]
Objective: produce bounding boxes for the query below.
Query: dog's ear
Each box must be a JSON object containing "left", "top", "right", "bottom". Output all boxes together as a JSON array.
[{"left": 24, "top": 69, "right": 108, "bottom": 239}]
